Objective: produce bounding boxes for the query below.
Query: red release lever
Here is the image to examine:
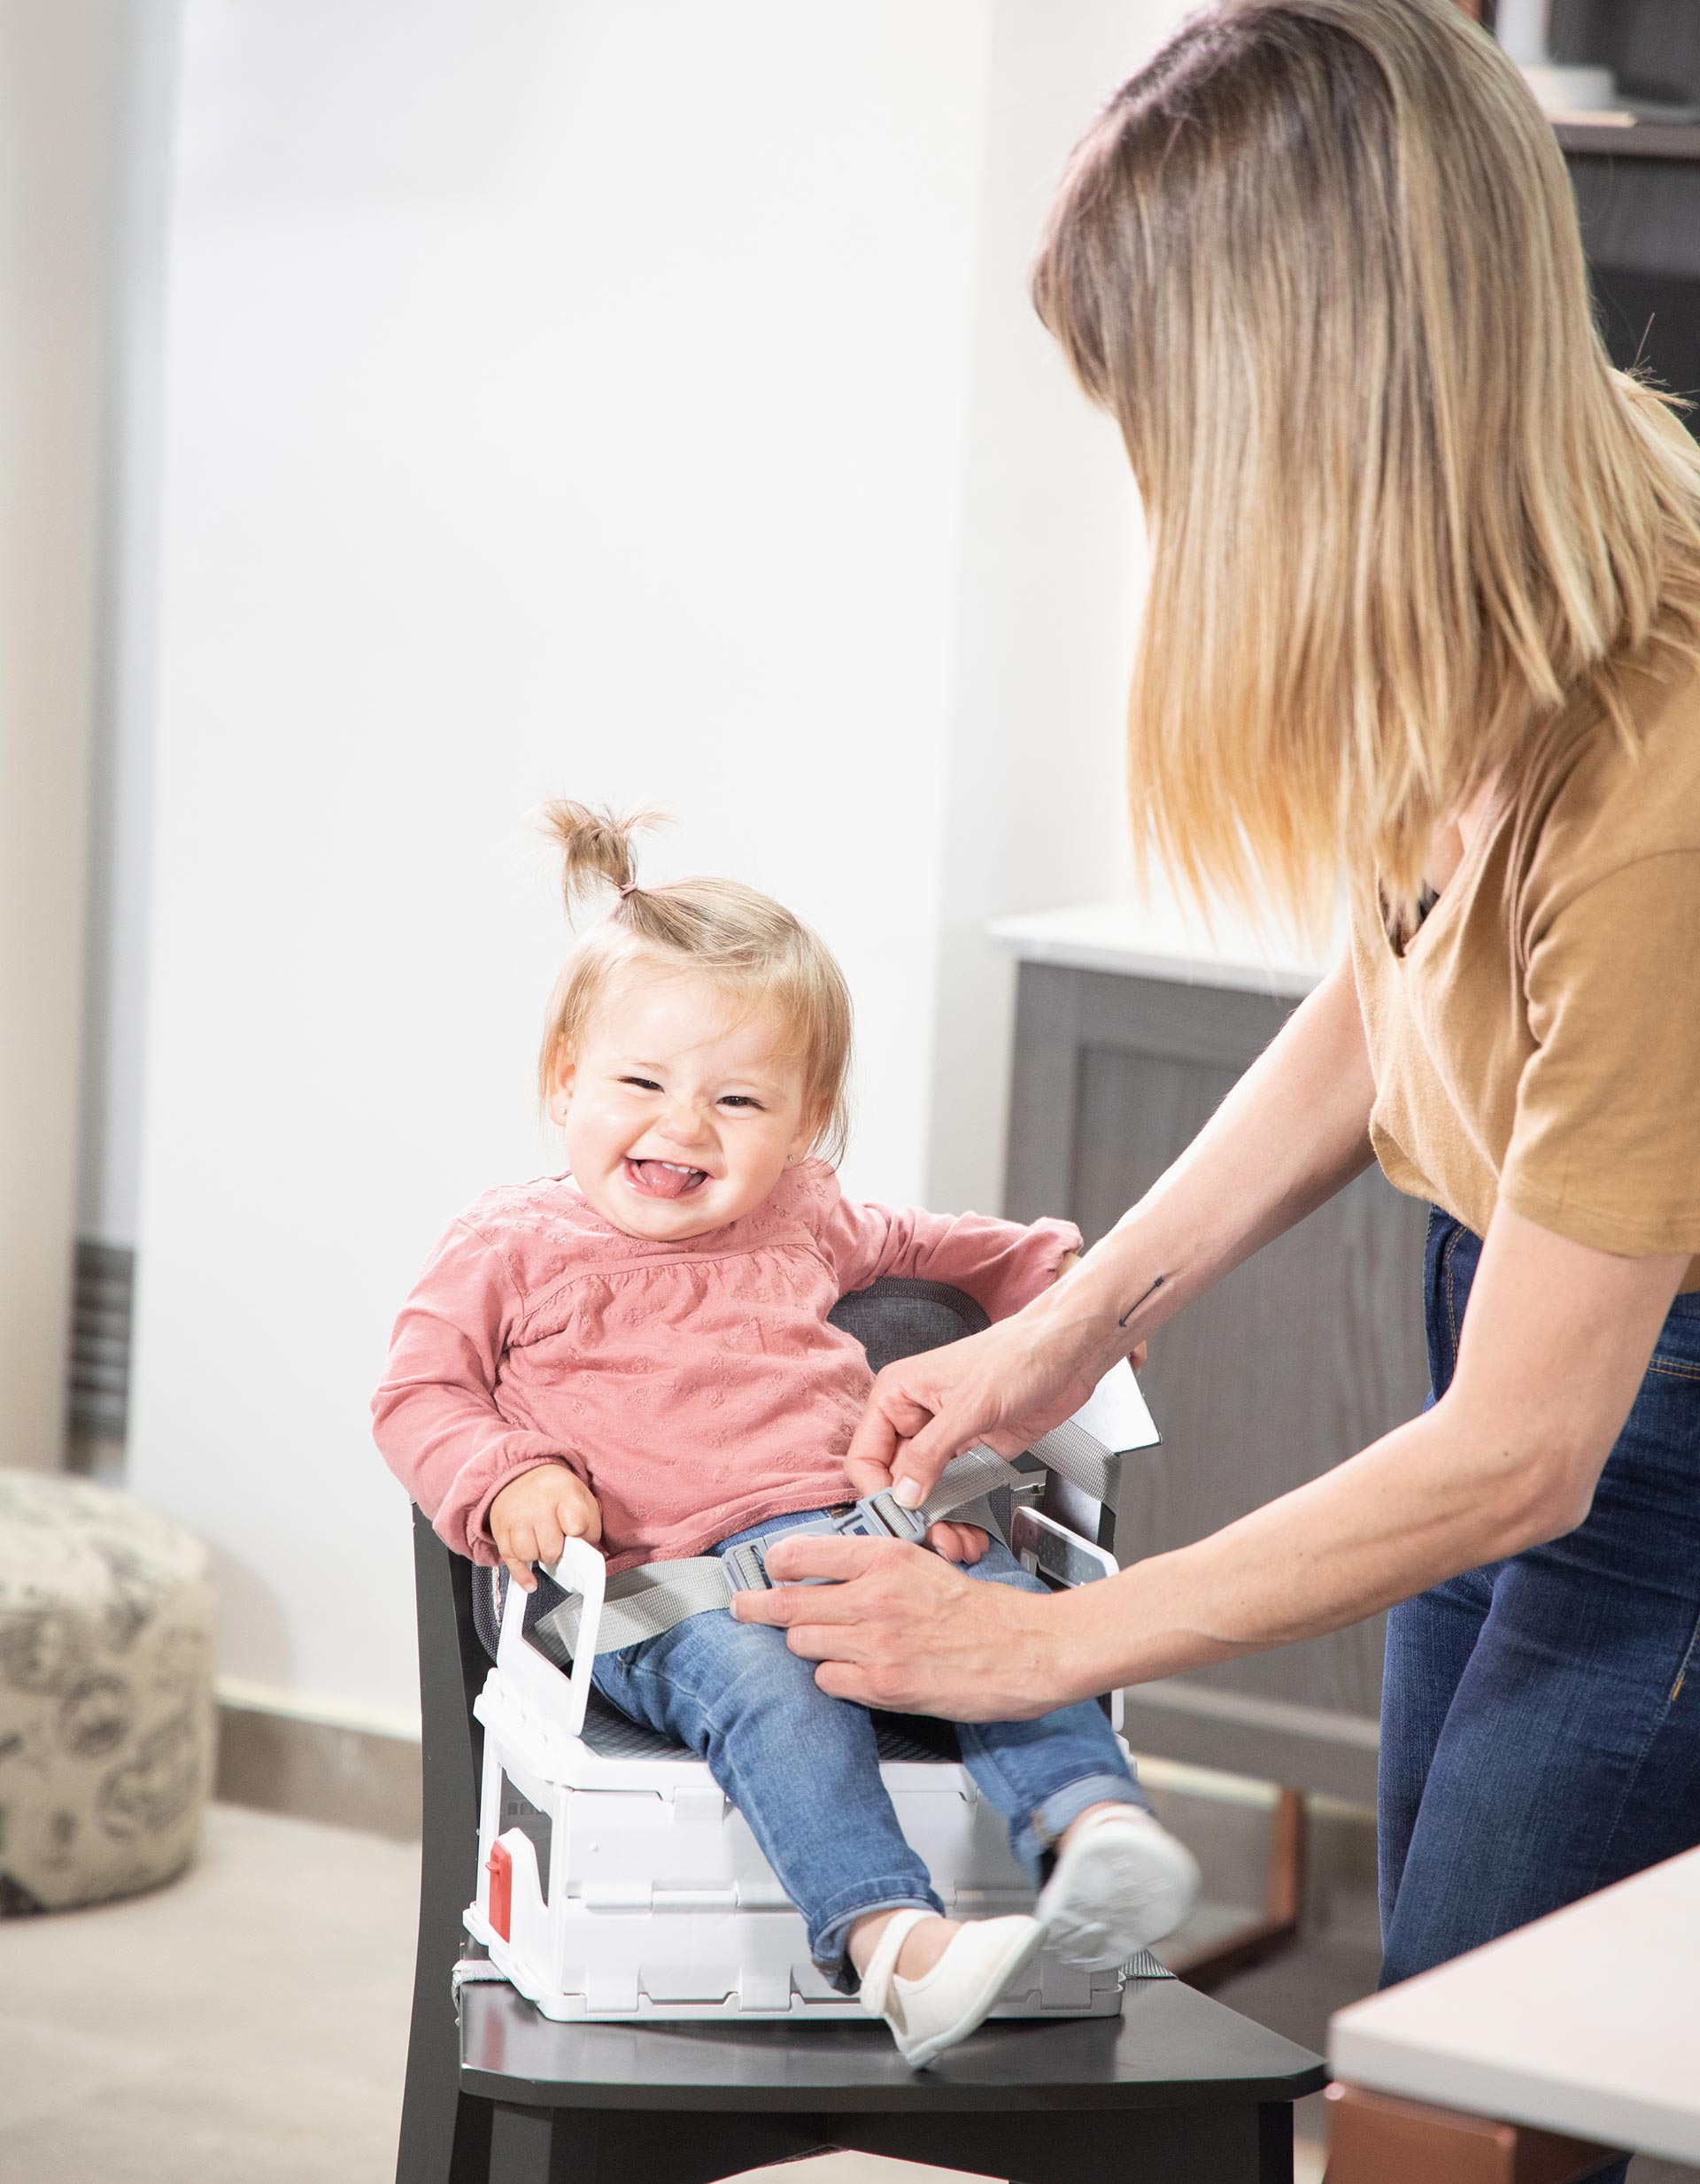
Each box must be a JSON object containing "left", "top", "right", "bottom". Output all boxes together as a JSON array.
[{"left": 486, "top": 1839, "right": 513, "bottom": 1941}]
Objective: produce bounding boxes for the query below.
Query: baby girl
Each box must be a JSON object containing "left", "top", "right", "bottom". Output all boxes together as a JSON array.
[{"left": 373, "top": 804, "right": 1197, "bottom": 2064}]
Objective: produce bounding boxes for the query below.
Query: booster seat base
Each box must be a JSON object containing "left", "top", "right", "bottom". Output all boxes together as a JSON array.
[{"left": 463, "top": 1902, "right": 1126, "bottom": 2023}]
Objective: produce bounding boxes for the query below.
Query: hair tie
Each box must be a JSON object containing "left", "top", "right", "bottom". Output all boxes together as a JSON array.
[{"left": 618, "top": 880, "right": 638, "bottom": 898}]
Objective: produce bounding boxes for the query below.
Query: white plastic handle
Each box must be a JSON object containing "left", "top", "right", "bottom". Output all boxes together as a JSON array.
[{"left": 496, "top": 1534, "right": 605, "bottom": 1742}]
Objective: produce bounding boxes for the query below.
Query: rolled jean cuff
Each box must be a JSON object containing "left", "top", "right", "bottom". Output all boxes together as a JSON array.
[
  {"left": 1012, "top": 1772, "right": 1148, "bottom": 1879},
  {"left": 811, "top": 1878, "right": 946, "bottom": 1995}
]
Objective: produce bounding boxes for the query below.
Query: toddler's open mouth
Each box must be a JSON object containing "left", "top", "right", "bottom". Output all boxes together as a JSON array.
[{"left": 623, "top": 1156, "right": 710, "bottom": 1201}]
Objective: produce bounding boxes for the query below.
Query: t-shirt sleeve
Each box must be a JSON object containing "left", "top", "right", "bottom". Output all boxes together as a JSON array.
[
  {"left": 1501, "top": 853, "right": 1700, "bottom": 1257},
  {"left": 815, "top": 1177, "right": 1081, "bottom": 1323},
  {"left": 370, "top": 1218, "right": 589, "bottom": 1565}
]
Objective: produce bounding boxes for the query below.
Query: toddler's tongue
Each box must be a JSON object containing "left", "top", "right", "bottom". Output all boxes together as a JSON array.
[{"left": 627, "top": 1157, "right": 704, "bottom": 1200}]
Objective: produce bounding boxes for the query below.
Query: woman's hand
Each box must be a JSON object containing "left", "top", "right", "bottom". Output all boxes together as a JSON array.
[
  {"left": 730, "top": 1534, "right": 1087, "bottom": 1720},
  {"left": 846, "top": 1298, "right": 1139, "bottom": 1514},
  {"left": 923, "top": 1520, "right": 989, "bottom": 1564},
  {"left": 489, "top": 1461, "right": 602, "bottom": 1591}
]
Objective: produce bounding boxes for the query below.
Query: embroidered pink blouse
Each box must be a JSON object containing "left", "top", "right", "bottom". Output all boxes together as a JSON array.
[{"left": 372, "top": 1160, "right": 1079, "bottom": 1575}]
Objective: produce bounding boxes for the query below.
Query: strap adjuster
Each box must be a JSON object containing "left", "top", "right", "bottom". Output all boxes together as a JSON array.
[{"left": 730, "top": 1491, "right": 930, "bottom": 1591}]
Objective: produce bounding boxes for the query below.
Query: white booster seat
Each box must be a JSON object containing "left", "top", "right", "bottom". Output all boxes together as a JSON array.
[{"left": 462, "top": 1282, "right": 1160, "bottom": 2026}]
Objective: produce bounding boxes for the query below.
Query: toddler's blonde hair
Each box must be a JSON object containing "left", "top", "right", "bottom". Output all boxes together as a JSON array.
[{"left": 537, "top": 802, "right": 854, "bottom": 1164}]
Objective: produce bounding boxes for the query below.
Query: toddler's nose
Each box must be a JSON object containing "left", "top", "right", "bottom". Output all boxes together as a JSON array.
[{"left": 662, "top": 1100, "right": 713, "bottom": 1146}]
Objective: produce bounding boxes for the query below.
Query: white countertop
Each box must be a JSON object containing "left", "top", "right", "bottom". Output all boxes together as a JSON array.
[
  {"left": 1329, "top": 1846, "right": 1700, "bottom": 2164},
  {"left": 987, "top": 892, "right": 1344, "bottom": 999}
]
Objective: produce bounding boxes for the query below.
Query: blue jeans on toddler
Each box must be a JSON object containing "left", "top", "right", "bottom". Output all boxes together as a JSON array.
[{"left": 590, "top": 1506, "right": 1146, "bottom": 1990}]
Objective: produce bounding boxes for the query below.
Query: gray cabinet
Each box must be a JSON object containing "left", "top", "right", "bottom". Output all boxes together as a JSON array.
[{"left": 1004, "top": 961, "right": 1431, "bottom": 1802}]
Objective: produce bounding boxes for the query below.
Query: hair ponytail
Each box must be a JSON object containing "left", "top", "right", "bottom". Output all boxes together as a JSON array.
[{"left": 537, "top": 798, "right": 666, "bottom": 918}]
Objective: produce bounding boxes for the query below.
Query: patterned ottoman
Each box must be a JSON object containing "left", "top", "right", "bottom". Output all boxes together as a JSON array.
[{"left": 0, "top": 1473, "right": 217, "bottom": 1913}]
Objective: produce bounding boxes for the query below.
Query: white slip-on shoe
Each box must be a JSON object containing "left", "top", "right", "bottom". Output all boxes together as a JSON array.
[
  {"left": 859, "top": 1910, "right": 1047, "bottom": 2069},
  {"left": 1034, "top": 1805, "right": 1201, "bottom": 1971}
]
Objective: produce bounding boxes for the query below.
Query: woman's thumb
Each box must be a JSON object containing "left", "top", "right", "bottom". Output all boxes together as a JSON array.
[{"left": 888, "top": 1416, "right": 967, "bottom": 1510}]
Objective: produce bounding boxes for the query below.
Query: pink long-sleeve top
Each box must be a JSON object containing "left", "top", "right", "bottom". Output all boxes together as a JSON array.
[{"left": 373, "top": 1158, "right": 1080, "bottom": 1576}]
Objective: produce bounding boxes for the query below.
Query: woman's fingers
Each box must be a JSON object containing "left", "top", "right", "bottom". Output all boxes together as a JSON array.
[
  {"left": 842, "top": 1454, "right": 895, "bottom": 1500},
  {"left": 844, "top": 1369, "right": 946, "bottom": 1480},
  {"left": 735, "top": 1531, "right": 891, "bottom": 1602},
  {"left": 924, "top": 1520, "right": 988, "bottom": 1563},
  {"left": 737, "top": 1534, "right": 1059, "bottom": 1718},
  {"left": 887, "top": 1410, "right": 983, "bottom": 1508}
]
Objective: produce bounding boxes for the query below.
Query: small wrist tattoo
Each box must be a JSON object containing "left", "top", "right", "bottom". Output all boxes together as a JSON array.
[{"left": 1117, "top": 1272, "right": 1169, "bottom": 1331}]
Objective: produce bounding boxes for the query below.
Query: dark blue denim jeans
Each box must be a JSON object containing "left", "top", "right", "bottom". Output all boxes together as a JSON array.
[
  {"left": 1379, "top": 1208, "right": 1700, "bottom": 2180},
  {"left": 591, "top": 1506, "right": 1144, "bottom": 1988}
]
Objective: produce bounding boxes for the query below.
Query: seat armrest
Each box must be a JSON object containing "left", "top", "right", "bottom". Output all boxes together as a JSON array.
[
  {"left": 1008, "top": 1505, "right": 1117, "bottom": 1591},
  {"left": 496, "top": 1536, "right": 605, "bottom": 1740}
]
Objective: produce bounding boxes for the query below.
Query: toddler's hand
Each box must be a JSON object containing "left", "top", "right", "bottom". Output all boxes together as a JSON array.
[
  {"left": 489, "top": 1462, "right": 602, "bottom": 1592},
  {"left": 925, "top": 1520, "right": 989, "bottom": 1565}
]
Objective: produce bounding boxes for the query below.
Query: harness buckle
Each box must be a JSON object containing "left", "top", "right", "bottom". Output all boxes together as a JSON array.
[{"left": 731, "top": 1491, "right": 930, "bottom": 1590}]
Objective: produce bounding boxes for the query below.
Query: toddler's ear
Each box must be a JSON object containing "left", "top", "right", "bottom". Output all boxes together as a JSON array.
[
  {"left": 549, "top": 1052, "right": 576, "bottom": 1125},
  {"left": 786, "top": 1104, "right": 825, "bottom": 1166}
]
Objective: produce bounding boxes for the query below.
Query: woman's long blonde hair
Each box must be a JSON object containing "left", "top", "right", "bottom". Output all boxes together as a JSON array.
[
  {"left": 1032, "top": 0, "right": 1700, "bottom": 934},
  {"left": 536, "top": 801, "right": 854, "bottom": 1163}
]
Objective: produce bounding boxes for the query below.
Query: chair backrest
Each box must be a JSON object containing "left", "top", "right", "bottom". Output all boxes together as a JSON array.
[{"left": 823, "top": 1276, "right": 988, "bottom": 1374}]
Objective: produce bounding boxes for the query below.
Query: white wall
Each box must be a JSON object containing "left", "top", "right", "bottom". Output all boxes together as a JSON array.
[
  {"left": 0, "top": 2, "right": 124, "bottom": 1467},
  {"left": 129, "top": 0, "right": 993, "bottom": 1719},
  {"left": 128, "top": 0, "right": 1188, "bottom": 1720},
  {"left": 923, "top": 0, "right": 1192, "bottom": 1213}
]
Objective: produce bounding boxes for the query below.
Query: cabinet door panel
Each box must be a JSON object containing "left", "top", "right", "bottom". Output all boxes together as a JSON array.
[{"left": 1007, "top": 966, "right": 1431, "bottom": 1796}]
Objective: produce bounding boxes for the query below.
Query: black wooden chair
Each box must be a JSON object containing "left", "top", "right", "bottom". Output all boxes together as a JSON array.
[{"left": 395, "top": 1280, "right": 1325, "bottom": 2184}]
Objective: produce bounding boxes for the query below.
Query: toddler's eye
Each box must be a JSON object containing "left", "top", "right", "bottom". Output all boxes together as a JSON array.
[
  {"left": 619, "top": 1076, "right": 663, "bottom": 1092},
  {"left": 719, "top": 1095, "right": 762, "bottom": 1110}
]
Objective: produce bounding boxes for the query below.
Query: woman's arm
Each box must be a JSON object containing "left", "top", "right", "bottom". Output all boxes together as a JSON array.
[
  {"left": 845, "top": 949, "right": 1379, "bottom": 1503},
  {"left": 741, "top": 1208, "right": 1689, "bottom": 1718}
]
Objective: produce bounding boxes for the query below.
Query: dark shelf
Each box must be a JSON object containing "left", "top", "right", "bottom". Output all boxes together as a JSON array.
[{"left": 1556, "top": 120, "right": 1700, "bottom": 162}]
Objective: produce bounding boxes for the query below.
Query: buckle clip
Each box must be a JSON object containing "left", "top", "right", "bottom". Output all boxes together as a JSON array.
[
  {"left": 724, "top": 1540, "right": 771, "bottom": 1594},
  {"left": 860, "top": 1489, "right": 928, "bottom": 1545},
  {"left": 730, "top": 1492, "right": 929, "bottom": 1592}
]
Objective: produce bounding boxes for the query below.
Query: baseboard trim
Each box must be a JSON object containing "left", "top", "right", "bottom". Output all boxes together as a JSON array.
[
  {"left": 209, "top": 1678, "right": 1376, "bottom": 1859},
  {"left": 1122, "top": 1678, "right": 1381, "bottom": 1806},
  {"left": 215, "top": 1689, "right": 421, "bottom": 1841}
]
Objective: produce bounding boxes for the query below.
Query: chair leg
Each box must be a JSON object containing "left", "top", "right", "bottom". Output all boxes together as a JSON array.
[
  {"left": 488, "top": 2103, "right": 554, "bottom": 2184},
  {"left": 395, "top": 1950, "right": 489, "bottom": 2184},
  {"left": 395, "top": 1825, "right": 492, "bottom": 2184},
  {"left": 1258, "top": 2100, "right": 1295, "bottom": 2184}
]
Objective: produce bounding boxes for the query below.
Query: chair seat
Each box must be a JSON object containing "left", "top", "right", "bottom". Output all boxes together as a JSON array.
[
  {"left": 456, "top": 1970, "right": 1327, "bottom": 2184},
  {"left": 575, "top": 1685, "right": 960, "bottom": 1768},
  {"left": 460, "top": 1968, "right": 1325, "bottom": 2107}
]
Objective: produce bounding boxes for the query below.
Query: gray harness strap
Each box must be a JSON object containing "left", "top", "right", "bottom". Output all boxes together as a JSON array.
[{"left": 538, "top": 1426, "right": 1109, "bottom": 1661}]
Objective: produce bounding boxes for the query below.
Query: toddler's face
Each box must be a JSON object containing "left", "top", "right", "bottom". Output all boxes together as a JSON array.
[{"left": 552, "top": 969, "right": 818, "bottom": 1240}]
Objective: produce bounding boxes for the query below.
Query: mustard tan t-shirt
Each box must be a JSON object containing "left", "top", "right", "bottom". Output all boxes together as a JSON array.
[{"left": 1351, "top": 660, "right": 1700, "bottom": 1292}]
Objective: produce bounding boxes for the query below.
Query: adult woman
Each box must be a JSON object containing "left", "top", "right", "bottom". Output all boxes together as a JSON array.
[{"left": 737, "top": 0, "right": 1700, "bottom": 2113}]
